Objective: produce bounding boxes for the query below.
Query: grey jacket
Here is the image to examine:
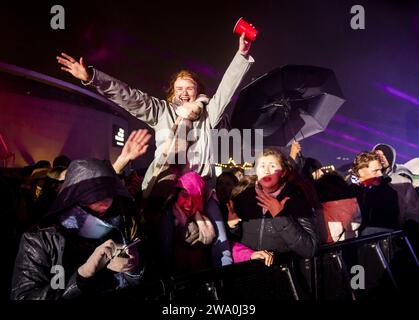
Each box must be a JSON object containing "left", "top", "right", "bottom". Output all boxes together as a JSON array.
[{"left": 84, "top": 52, "right": 254, "bottom": 190}]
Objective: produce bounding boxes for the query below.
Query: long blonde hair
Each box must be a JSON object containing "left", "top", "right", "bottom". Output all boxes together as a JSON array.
[{"left": 166, "top": 70, "right": 205, "bottom": 102}]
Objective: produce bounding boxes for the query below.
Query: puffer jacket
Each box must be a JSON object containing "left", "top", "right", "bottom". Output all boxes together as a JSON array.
[
  {"left": 232, "top": 182, "right": 318, "bottom": 259},
  {"left": 11, "top": 159, "right": 144, "bottom": 300}
]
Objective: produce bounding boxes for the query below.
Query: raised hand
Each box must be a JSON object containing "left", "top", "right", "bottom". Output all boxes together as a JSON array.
[
  {"left": 239, "top": 32, "right": 251, "bottom": 56},
  {"left": 56, "top": 52, "right": 92, "bottom": 82},
  {"left": 289, "top": 141, "right": 302, "bottom": 161},
  {"left": 256, "top": 189, "right": 290, "bottom": 217},
  {"left": 120, "top": 129, "right": 151, "bottom": 161},
  {"left": 113, "top": 129, "right": 151, "bottom": 174}
]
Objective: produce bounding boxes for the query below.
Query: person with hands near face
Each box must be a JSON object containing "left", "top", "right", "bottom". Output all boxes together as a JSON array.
[
  {"left": 256, "top": 189, "right": 290, "bottom": 218},
  {"left": 11, "top": 158, "right": 146, "bottom": 300},
  {"left": 229, "top": 148, "right": 318, "bottom": 266},
  {"left": 77, "top": 239, "right": 140, "bottom": 278},
  {"left": 152, "top": 171, "right": 220, "bottom": 276}
]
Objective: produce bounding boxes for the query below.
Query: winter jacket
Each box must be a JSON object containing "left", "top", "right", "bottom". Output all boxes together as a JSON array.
[
  {"left": 231, "top": 183, "right": 318, "bottom": 259},
  {"left": 350, "top": 179, "right": 419, "bottom": 231},
  {"left": 83, "top": 52, "right": 254, "bottom": 191},
  {"left": 11, "top": 159, "right": 144, "bottom": 300}
]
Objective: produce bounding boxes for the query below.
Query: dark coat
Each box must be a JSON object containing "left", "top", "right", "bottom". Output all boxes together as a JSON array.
[
  {"left": 350, "top": 180, "right": 419, "bottom": 231},
  {"left": 232, "top": 183, "right": 318, "bottom": 258},
  {"left": 11, "top": 159, "right": 144, "bottom": 300}
]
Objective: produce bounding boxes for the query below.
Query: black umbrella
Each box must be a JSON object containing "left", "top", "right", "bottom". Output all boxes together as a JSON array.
[{"left": 231, "top": 65, "right": 345, "bottom": 147}]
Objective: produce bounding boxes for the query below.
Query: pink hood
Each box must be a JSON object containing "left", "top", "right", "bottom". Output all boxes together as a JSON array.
[{"left": 176, "top": 171, "right": 206, "bottom": 212}]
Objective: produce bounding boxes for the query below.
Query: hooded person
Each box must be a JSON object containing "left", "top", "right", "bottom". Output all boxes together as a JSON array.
[
  {"left": 11, "top": 159, "right": 145, "bottom": 300},
  {"left": 372, "top": 143, "right": 414, "bottom": 185}
]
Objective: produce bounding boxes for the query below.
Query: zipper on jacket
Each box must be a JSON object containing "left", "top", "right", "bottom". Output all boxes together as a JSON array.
[{"left": 257, "top": 214, "right": 266, "bottom": 250}]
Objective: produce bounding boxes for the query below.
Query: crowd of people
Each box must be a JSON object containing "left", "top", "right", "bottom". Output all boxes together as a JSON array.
[{"left": 1, "top": 29, "right": 418, "bottom": 300}]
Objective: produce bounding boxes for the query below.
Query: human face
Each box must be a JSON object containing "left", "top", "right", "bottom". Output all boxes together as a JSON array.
[
  {"left": 176, "top": 189, "right": 195, "bottom": 217},
  {"left": 374, "top": 150, "right": 389, "bottom": 169},
  {"left": 256, "top": 155, "right": 284, "bottom": 192},
  {"left": 173, "top": 77, "right": 197, "bottom": 104},
  {"left": 358, "top": 160, "right": 383, "bottom": 187},
  {"left": 87, "top": 197, "right": 113, "bottom": 216}
]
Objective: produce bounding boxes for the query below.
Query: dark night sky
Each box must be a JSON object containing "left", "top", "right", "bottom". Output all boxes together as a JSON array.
[{"left": 1, "top": 0, "right": 418, "bottom": 167}]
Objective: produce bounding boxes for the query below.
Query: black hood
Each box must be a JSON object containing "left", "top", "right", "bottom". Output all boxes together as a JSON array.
[
  {"left": 47, "top": 159, "right": 132, "bottom": 218},
  {"left": 372, "top": 143, "right": 396, "bottom": 172}
]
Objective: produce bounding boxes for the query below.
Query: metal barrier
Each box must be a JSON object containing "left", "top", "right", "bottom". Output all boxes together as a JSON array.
[{"left": 149, "top": 230, "right": 419, "bottom": 301}]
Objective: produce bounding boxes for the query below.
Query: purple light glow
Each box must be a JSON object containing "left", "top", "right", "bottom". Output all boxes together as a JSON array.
[
  {"left": 384, "top": 85, "right": 419, "bottom": 108},
  {"left": 311, "top": 136, "right": 361, "bottom": 154},
  {"left": 324, "top": 128, "right": 411, "bottom": 160},
  {"left": 325, "top": 128, "right": 375, "bottom": 148},
  {"left": 332, "top": 114, "right": 419, "bottom": 151}
]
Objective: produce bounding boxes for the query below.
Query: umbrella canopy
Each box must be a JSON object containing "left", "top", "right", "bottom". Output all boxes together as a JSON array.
[{"left": 231, "top": 65, "right": 345, "bottom": 147}]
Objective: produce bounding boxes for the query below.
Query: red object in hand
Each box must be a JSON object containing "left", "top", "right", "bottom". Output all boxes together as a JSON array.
[{"left": 233, "top": 17, "right": 258, "bottom": 42}]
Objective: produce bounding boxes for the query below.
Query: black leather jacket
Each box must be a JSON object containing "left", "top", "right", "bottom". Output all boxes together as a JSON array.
[
  {"left": 11, "top": 226, "right": 144, "bottom": 300},
  {"left": 11, "top": 159, "right": 144, "bottom": 300},
  {"left": 232, "top": 183, "right": 318, "bottom": 258}
]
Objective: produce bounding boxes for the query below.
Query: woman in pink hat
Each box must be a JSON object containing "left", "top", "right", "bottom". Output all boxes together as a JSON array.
[{"left": 151, "top": 171, "right": 231, "bottom": 275}]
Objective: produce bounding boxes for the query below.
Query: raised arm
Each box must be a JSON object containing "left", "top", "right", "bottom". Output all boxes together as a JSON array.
[
  {"left": 112, "top": 129, "right": 152, "bottom": 174},
  {"left": 207, "top": 33, "right": 254, "bottom": 128},
  {"left": 57, "top": 53, "right": 166, "bottom": 127}
]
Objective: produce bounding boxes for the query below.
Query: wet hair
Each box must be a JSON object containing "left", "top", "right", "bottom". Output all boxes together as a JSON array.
[
  {"left": 166, "top": 70, "right": 205, "bottom": 102},
  {"left": 231, "top": 175, "right": 257, "bottom": 198},
  {"left": 302, "top": 157, "right": 323, "bottom": 181},
  {"left": 351, "top": 151, "right": 380, "bottom": 177},
  {"left": 229, "top": 167, "right": 244, "bottom": 176},
  {"left": 216, "top": 171, "right": 239, "bottom": 186}
]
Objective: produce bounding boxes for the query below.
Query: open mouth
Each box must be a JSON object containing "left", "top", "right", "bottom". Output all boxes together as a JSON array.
[
  {"left": 262, "top": 176, "right": 272, "bottom": 182},
  {"left": 182, "top": 207, "right": 192, "bottom": 214}
]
